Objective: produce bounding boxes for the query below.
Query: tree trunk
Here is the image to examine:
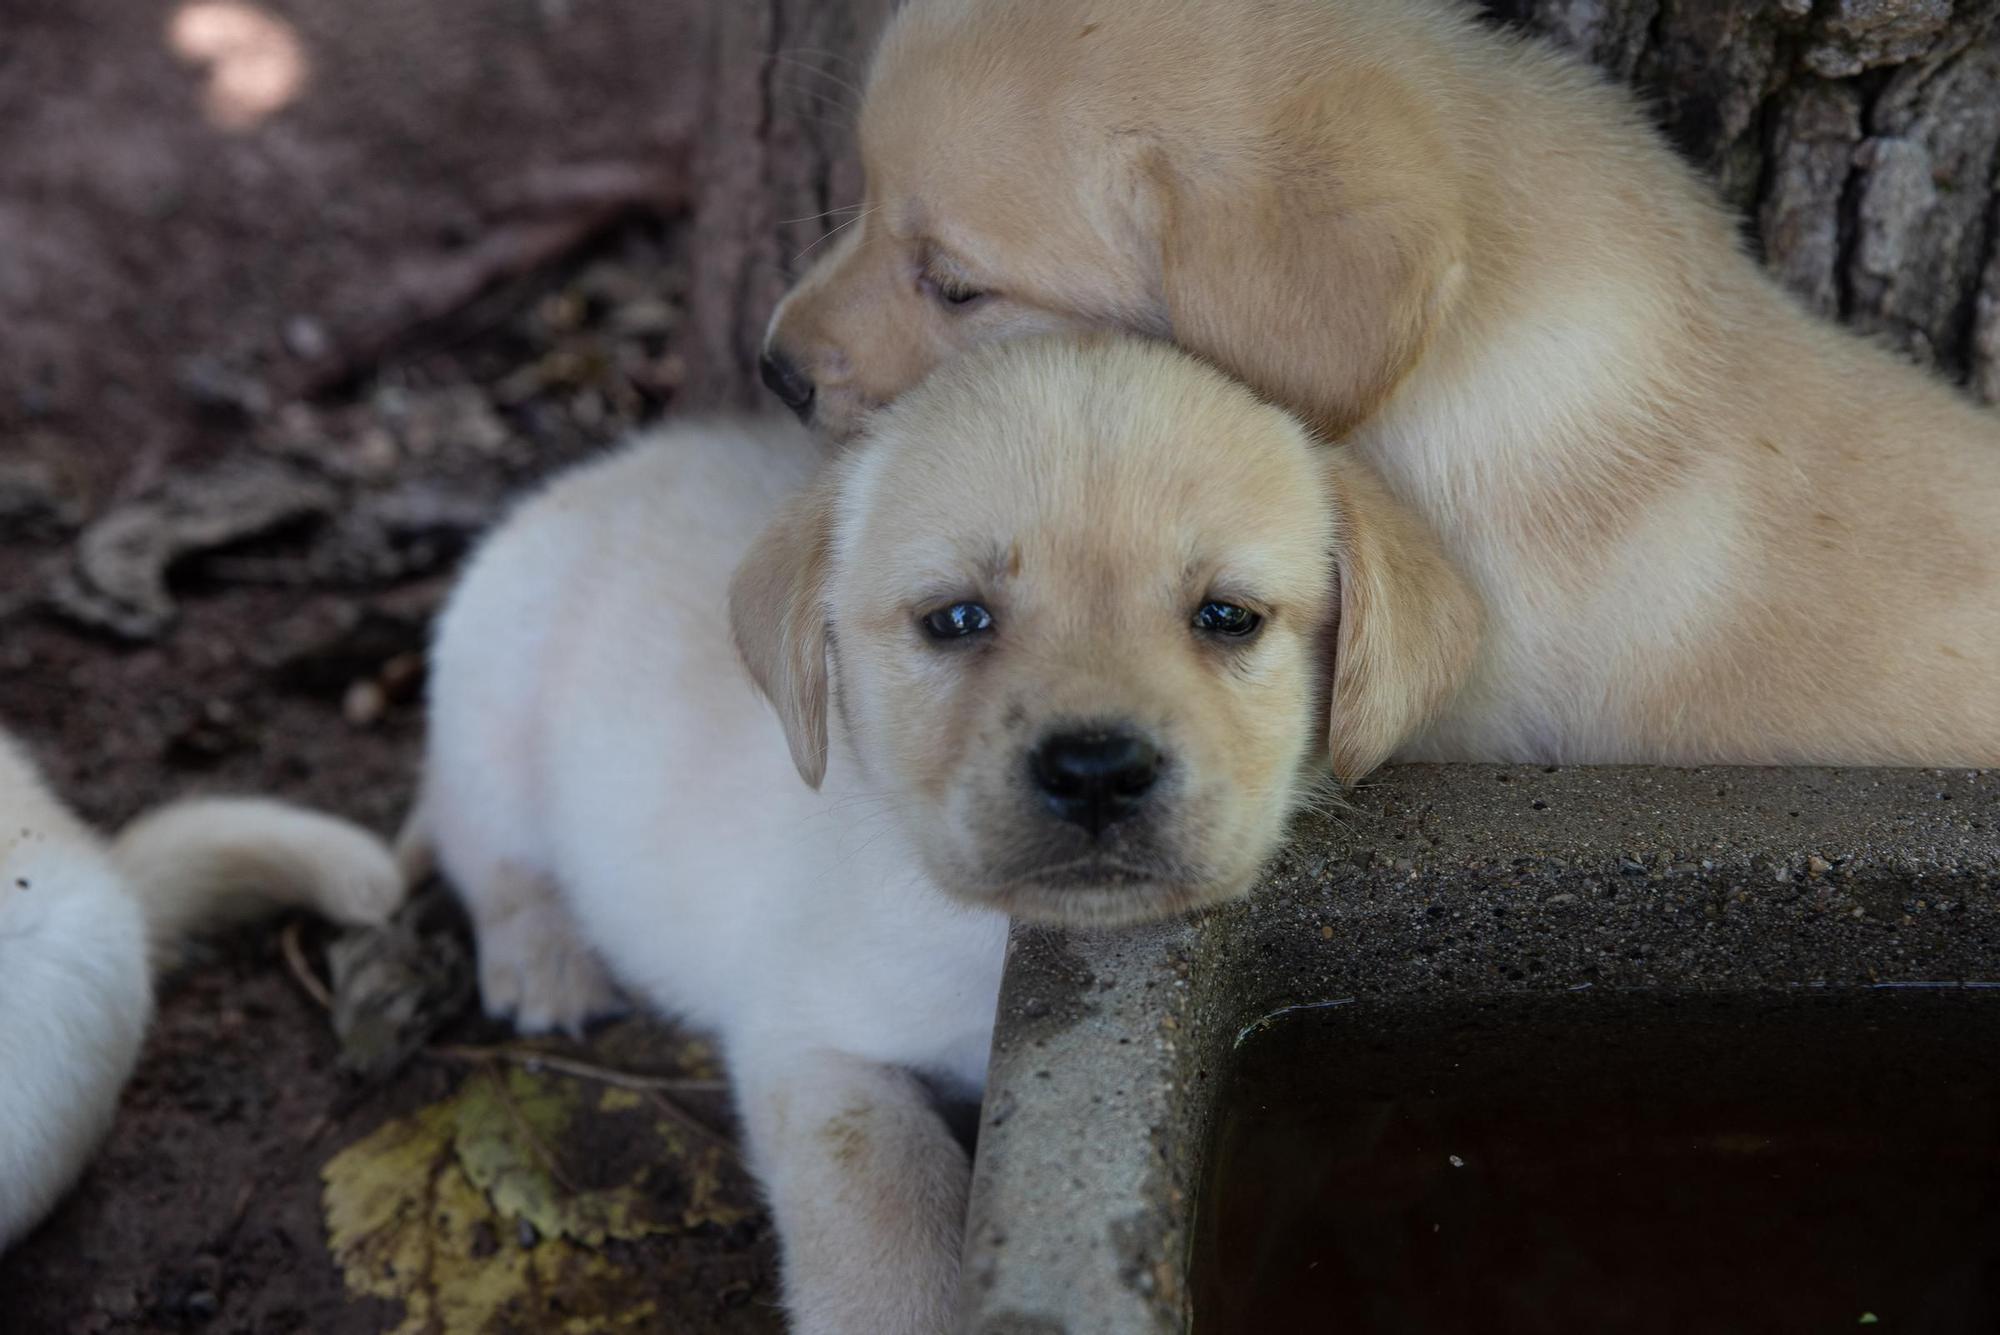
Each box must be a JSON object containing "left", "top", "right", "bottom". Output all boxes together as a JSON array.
[
  {"left": 690, "top": 0, "right": 2000, "bottom": 407},
  {"left": 677, "top": 0, "right": 898, "bottom": 410},
  {"left": 1487, "top": 0, "right": 2000, "bottom": 399}
]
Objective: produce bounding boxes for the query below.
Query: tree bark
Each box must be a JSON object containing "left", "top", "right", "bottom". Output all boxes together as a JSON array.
[
  {"left": 1487, "top": 0, "right": 2000, "bottom": 398},
  {"left": 690, "top": 0, "right": 2000, "bottom": 407},
  {"left": 679, "top": 0, "right": 896, "bottom": 409}
]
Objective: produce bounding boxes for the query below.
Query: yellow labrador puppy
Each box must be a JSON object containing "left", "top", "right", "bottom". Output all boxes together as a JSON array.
[
  {"left": 764, "top": 0, "right": 2000, "bottom": 768},
  {"left": 402, "top": 335, "right": 1477, "bottom": 1333},
  {"left": 0, "top": 729, "right": 402, "bottom": 1251}
]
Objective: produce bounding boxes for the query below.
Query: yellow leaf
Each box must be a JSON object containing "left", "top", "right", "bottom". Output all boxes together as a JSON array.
[{"left": 321, "top": 1065, "right": 757, "bottom": 1333}]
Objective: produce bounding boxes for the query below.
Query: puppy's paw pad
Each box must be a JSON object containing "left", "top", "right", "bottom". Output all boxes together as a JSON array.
[
  {"left": 479, "top": 955, "right": 525, "bottom": 1019},
  {"left": 514, "top": 959, "right": 628, "bottom": 1038},
  {"left": 476, "top": 904, "right": 624, "bottom": 1036}
]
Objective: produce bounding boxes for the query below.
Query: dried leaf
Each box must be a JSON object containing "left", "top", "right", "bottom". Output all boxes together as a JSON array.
[{"left": 322, "top": 1065, "right": 754, "bottom": 1333}]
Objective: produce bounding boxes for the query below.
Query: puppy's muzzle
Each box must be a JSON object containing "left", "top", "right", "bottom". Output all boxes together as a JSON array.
[
  {"left": 1030, "top": 728, "right": 1162, "bottom": 836},
  {"left": 758, "top": 346, "right": 816, "bottom": 420}
]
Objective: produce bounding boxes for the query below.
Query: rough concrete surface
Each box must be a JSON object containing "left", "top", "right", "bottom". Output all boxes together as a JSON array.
[{"left": 961, "top": 764, "right": 2000, "bottom": 1334}]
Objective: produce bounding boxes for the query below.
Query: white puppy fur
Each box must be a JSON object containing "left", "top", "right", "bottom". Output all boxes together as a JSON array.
[
  {"left": 404, "top": 336, "right": 1477, "bottom": 1333},
  {"left": 0, "top": 729, "right": 403, "bottom": 1251}
]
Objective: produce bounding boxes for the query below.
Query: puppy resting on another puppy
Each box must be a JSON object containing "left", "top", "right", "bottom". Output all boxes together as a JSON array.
[
  {"left": 0, "top": 730, "right": 402, "bottom": 1251},
  {"left": 403, "top": 336, "right": 1478, "bottom": 1333},
  {"left": 766, "top": 0, "right": 2000, "bottom": 767}
]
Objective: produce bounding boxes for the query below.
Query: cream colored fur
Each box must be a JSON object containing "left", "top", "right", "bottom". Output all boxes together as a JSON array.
[
  {"left": 766, "top": 0, "right": 2000, "bottom": 767},
  {"left": 402, "top": 336, "right": 1475, "bottom": 1333},
  {"left": 0, "top": 729, "right": 402, "bottom": 1251}
]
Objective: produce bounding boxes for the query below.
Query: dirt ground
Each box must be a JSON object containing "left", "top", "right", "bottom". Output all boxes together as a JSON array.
[
  {"left": 0, "top": 218, "right": 792, "bottom": 1333},
  {"left": 0, "top": 0, "right": 884, "bottom": 1327}
]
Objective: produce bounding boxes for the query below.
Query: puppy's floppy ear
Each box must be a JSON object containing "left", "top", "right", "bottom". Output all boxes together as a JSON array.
[
  {"left": 731, "top": 470, "right": 841, "bottom": 789},
  {"left": 1144, "top": 85, "right": 1466, "bottom": 438},
  {"left": 1321, "top": 448, "right": 1481, "bottom": 786}
]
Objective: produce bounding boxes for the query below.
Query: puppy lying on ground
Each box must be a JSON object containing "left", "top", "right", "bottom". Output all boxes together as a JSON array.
[
  {"left": 764, "top": 0, "right": 2000, "bottom": 767},
  {"left": 0, "top": 729, "right": 402, "bottom": 1251},
  {"left": 401, "top": 335, "right": 1477, "bottom": 1333}
]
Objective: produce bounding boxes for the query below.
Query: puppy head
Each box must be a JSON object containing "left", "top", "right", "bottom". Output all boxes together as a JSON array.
[
  {"left": 732, "top": 336, "right": 1477, "bottom": 927},
  {"left": 762, "top": 0, "right": 1466, "bottom": 442},
  {"left": 760, "top": 2, "right": 1159, "bottom": 440}
]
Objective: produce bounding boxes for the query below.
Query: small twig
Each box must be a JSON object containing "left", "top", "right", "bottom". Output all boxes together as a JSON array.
[
  {"left": 425, "top": 1043, "right": 728, "bottom": 1094},
  {"left": 646, "top": 1088, "right": 737, "bottom": 1152},
  {"left": 297, "top": 1111, "right": 332, "bottom": 1149},
  {"left": 281, "top": 919, "right": 334, "bottom": 1012},
  {"left": 425, "top": 1042, "right": 736, "bottom": 1153},
  {"left": 483, "top": 1065, "right": 582, "bottom": 1194},
  {"left": 224, "top": 1179, "right": 258, "bottom": 1237}
]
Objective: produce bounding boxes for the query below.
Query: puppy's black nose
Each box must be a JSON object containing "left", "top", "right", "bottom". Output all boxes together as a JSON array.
[
  {"left": 1031, "top": 730, "right": 1161, "bottom": 835},
  {"left": 759, "top": 347, "right": 816, "bottom": 419}
]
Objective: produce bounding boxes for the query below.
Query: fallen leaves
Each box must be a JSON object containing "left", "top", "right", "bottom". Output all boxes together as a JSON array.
[{"left": 322, "top": 1062, "right": 755, "bottom": 1333}]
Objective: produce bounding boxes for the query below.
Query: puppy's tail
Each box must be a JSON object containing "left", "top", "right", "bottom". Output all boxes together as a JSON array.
[{"left": 108, "top": 797, "right": 403, "bottom": 970}]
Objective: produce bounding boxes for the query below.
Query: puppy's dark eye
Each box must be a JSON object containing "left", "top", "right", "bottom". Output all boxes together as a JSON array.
[
  {"left": 920, "top": 272, "right": 988, "bottom": 309},
  {"left": 1193, "top": 601, "right": 1262, "bottom": 638},
  {"left": 922, "top": 601, "right": 995, "bottom": 640}
]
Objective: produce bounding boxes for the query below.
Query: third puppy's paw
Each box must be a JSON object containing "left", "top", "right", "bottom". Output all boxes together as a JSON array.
[{"left": 476, "top": 897, "right": 627, "bottom": 1038}]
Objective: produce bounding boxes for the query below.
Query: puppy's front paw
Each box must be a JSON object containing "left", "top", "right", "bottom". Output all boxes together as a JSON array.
[{"left": 477, "top": 898, "right": 627, "bottom": 1037}]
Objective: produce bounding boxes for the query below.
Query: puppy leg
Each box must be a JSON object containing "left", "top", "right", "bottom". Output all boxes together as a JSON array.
[
  {"left": 734, "top": 1047, "right": 969, "bottom": 1335},
  {"left": 465, "top": 861, "right": 624, "bottom": 1037}
]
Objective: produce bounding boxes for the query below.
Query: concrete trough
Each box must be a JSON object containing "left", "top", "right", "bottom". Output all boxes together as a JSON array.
[{"left": 956, "top": 764, "right": 2000, "bottom": 1333}]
